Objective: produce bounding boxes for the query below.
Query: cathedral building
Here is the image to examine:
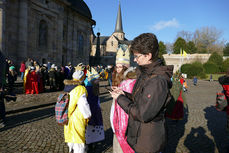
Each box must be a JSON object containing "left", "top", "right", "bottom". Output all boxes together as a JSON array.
[
  {"left": 90, "top": 2, "right": 131, "bottom": 66},
  {"left": 0, "top": 0, "right": 95, "bottom": 68}
]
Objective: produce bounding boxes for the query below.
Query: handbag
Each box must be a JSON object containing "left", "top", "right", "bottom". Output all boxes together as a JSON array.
[{"left": 215, "top": 92, "right": 228, "bottom": 111}]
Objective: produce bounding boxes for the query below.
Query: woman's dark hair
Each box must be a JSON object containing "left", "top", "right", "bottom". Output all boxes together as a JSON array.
[
  {"left": 130, "top": 33, "right": 159, "bottom": 61},
  {"left": 112, "top": 65, "right": 128, "bottom": 86}
]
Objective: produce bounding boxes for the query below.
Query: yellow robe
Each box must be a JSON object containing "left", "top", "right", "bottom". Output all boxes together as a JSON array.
[
  {"left": 64, "top": 85, "right": 88, "bottom": 144},
  {"left": 23, "top": 69, "right": 29, "bottom": 91}
]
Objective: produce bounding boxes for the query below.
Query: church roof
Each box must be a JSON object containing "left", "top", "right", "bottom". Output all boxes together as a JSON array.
[
  {"left": 93, "top": 36, "right": 109, "bottom": 45},
  {"left": 67, "top": 0, "right": 93, "bottom": 20},
  {"left": 92, "top": 36, "right": 131, "bottom": 46}
]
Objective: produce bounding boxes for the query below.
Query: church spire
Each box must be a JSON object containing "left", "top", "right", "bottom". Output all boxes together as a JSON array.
[{"left": 114, "top": 1, "right": 123, "bottom": 33}]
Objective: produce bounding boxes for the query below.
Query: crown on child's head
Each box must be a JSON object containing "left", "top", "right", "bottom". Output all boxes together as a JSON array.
[
  {"left": 116, "top": 44, "right": 130, "bottom": 66},
  {"left": 87, "top": 67, "right": 100, "bottom": 82},
  {"left": 75, "top": 63, "right": 85, "bottom": 71}
]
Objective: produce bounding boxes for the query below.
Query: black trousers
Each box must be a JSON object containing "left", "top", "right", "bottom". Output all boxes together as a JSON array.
[
  {"left": 227, "top": 114, "right": 229, "bottom": 130},
  {"left": 0, "top": 92, "right": 6, "bottom": 123}
]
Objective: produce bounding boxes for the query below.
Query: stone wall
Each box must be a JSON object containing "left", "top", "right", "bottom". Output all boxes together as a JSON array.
[
  {"left": 106, "top": 35, "right": 119, "bottom": 53},
  {"left": 163, "top": 54, "right": 211, "bottom": 73},
  {"left": 1, "top": 0, "right": 94, "bottom": 69}
]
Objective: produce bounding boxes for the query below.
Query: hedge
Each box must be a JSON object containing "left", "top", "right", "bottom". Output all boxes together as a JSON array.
[
  {"left": 203, "top": 62, "right": 220, "bottom": 74},
  {"left": 181, "top": 62, "right": 206, "bottom": 79},
  {"left": 222, "top": 58, "right": 229, "bottom": 72}
]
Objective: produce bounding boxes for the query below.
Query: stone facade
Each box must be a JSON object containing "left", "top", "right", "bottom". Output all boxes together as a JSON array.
[
  {"left": 163, "top": 53, "right": 211, "bottom": 73},
  {"left": 0, "top": 0, "right": 95, "bottom": 69},
  {"left": 90, "top": 32, "right": 127, "bottom": 57},
  {"left": 105, "top": 32, "right": 125, "bottom": 53}
]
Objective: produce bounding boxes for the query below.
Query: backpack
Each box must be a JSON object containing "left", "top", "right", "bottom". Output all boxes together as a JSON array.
[
  {"left": 55, "top": 93, "right": 69, "bottom": 125},
  {"left": 165, "top": 78, "right": 183, "bottom": 115},
  {"left": 215, "top": 92, "right": 228, "bottom": 111}
]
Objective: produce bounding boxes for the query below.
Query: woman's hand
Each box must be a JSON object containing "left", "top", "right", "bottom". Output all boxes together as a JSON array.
[
  {"left": 111, "top": 86, "right": 118, "bottom": 90},
  {"left": 110, "top": 87, "right": 124, "bottom": 100}
]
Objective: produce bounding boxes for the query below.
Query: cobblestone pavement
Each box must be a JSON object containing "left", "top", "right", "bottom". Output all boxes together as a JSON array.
[{"left": 0, "top": 80, "right": 229, "bottom": 153}]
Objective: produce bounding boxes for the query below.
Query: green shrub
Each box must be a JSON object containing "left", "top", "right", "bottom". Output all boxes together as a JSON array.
[
  {"left": 181, "top": 64, "right": 192, "bottom": 75},
  {"left": 203, "top": 62, "right": 220, "bottom": 74},
  {"left": 181, "top": 62, "right": 206, "bottom": 79},
  {"left": 199, "top": 72, "right": 207, "bottom": 79},
  {"left": 208, "top": 52, "right": 223, "bottom": 66},
  {"left": 222, "top": 58, "right": 229, "bottom": 72}
]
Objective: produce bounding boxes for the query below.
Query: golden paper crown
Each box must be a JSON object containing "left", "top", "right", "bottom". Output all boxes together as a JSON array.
[
  {"left": 116, "top": 44, "right": 130, "bottom": 66},
  {"left": 87, "top": 67, "right": 100, "bottom": 81},
  {"left": 75, "top": 63, "right": 85, "bottom": 71}
]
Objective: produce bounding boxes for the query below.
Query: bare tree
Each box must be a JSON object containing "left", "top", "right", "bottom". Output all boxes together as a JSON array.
[
  {"left": 165, "top": 42, "right": 173, "bottom": 54},
  {"left": 176, "top": 30, "right": 193, "bottom": 42},
  {"left": 193, "top": 26, "right": 224, "bottom": 53}
]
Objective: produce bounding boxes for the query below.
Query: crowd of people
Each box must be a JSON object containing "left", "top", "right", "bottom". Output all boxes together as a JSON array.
[
  {"left": 1, "top": 32, "right": 229, "bottom": 153},
  {"left": 3, "top": 57, "right": 112, "bottom": 96}
]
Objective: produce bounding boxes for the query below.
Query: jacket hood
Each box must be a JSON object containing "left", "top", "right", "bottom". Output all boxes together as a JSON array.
[
  {"left": 124, "top": 67, "right": 137, "bottom": 80},
  {"left": 137, "top": 59, "right": 174, "bottom": 89},
  {"left": 63, "top": 80, "right": 82, "bottom": 92}
]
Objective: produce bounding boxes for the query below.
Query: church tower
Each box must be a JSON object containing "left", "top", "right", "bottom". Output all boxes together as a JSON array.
[
  {"left": 91, "top": 0, "right": 131, "bottom": 65},
  {"left": 113, "top": 1, "right": 125, "bottom": 41}
]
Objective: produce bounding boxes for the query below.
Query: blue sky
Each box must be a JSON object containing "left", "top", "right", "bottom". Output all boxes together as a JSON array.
[{"left": 84, "top": 0, "right": 229, "bottom": 44}]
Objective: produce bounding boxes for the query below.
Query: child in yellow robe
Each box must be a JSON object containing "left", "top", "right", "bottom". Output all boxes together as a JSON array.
[{"left": 64, "top": 70, "right": 91, "bottom": 153}]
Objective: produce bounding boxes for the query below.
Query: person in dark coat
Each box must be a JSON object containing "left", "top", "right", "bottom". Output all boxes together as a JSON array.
[
  {"left": 40, "top": 64, "right": 48, "bottom": 90},
  {"left": 55, "top": 66, "right": 65, "bottom": 91},
  {"left": 218, "top": 69, "right": 229, "bottom": 132},
  {"left": 7, "top": 66, "right": 17, "bottom": 96},
  {"left": 110, "top": 33, "right": 174, "bottom": 153},
  {"left": 48, "top": 65, "right": 57, "bottom": 91},
  {"left": 0, "top": 51, "right": 6, "bottom": 128}
]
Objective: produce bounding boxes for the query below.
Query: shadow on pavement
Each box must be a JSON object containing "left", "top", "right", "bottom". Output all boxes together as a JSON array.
[
  {"left": 1, "top": 106, "right": 55, "bottom": 132},
  {"left": 88, "top": 128, "right": 113, "bottom": 153},
  {"left": 6, "top": 102, "right": 56, "bottom": 115},
  {"left": 164, "top": 107, "right": 189, "bottom": 153},
  {"left": 204, "top": 106, "right": 229, "bottom": 153},
  {"left": 184, "top": 127, "right": 215, "bottom": 153}
]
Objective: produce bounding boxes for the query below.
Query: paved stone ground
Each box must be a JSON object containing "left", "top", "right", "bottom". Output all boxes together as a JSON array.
[
  {"left": 0, "top": 79, "right": 229, "bottom": 153},
  {"left": 164, "top": 80, "right": 229, "bottom": 153}
]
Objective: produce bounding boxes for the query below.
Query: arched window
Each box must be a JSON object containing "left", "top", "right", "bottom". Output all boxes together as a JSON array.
[
  {"left": 39, "top": 20, "right": 48, "bottom": 47},
  {"left": 78, "top": 33, "right": 84, "bottom": 56}
]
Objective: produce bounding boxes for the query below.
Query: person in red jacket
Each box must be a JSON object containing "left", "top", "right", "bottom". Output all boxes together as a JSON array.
[
  {"left": 20, "top": 61, "right": 26, "bottom": 81},
  {"left": 26, "top": 67, "right": 39, "bottom": 94},
  {"left": 30, "top": 67, "right": 39, "bottom": 94},
  {"left": 218, "top": 69, "right": 229, "bottom": 132}
]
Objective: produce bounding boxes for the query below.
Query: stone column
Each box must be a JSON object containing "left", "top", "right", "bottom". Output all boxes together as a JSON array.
[
  {"left": 95, "top": 32, "right": 101, "bottom": 65},
  {"left": 57, "top": 15, "right": 64, "bottom": 65},
  {"left": 17, "top": 0, "right": 28, "bottom": 60},
  {"left": 0, "top": 0, "right": 6, "bottom": 54}
]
